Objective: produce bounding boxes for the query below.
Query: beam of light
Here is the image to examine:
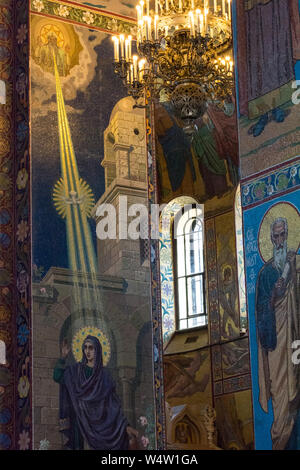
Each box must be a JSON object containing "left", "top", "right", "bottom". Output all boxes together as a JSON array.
[{"left": 53, "top": 54, "right": 100, "bottom": 311}]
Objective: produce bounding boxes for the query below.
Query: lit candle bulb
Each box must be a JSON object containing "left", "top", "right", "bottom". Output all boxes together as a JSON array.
[
  {"left": 138, "top": 59, "right": 146, "bottom": 81},
  {"left": 196, "top": 9, "right": 201, "bottom": 35},
  {"left": 222, "top": 0, "right": 225, "bottom": 15},
  {"left": 133, "top": 55, "right": 138, "bottom": 81},
  {"left": 112, "top": 36, "right": 119, "bottom": 61},
  {"left": 204, "top": 8, "right": 208, "bottom": 34},
  {"left": 155, "top": 0, "right": 158, "bottom": 14},
  {"left": 147, "top": 16, "right": 152, "bottom": 40},
  {"left": 144, "top": 16, "right": 149, "bottom": 40},
  {"left": 228, "top": 0, "right": 231, "bottom": 20},
  {"left": 200, "top": 13, "right": 204, "bottom": 34},
  {"left": 214, "top": 0, "right": 217, "bottom": 13},
  {"left": 140, "top": 0, "right": 144, "bottom": 16},
  {"left": 130, "top": 64, "right": 134, "bottom": 84},
  {"left": 230, "top": 60, "right": 233, "bottom": 72},
  {"left": 125, "top": 38, "right": 129, "bottom": 59},
  {"left": 166, "top": 0, "right": 169, "bottom": 11},
  {"left": 128, "top": 35, "right": 132, "bottom": 59},
  {"left": 191, "top": 0, "right": 195, "bottom": 10},
  {"left": 179, "top": 0, "right": 182, "bottom": 11},
  {"left": 120, "top": 34, "right": 125, "bottom": 59},
  {"left": 146, "top": 0, "right": 150, "bottom": 16},
  {"left": 154, "top": 15, "right": 158, "bottom": 40},
  {"left": 189, "top": 11, "right": 195, "bottom": 37},
  {"left": 136, "top": 5, "right": 141, "bottom": 21}
]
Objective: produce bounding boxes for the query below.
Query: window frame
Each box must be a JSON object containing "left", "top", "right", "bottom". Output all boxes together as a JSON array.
[{"left": 172, "top": 206, "right": 207, "bottom": 331}]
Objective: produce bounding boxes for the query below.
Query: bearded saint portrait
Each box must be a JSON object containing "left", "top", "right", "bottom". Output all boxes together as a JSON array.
[{"left": 256, "top": 216, "right": 300, "bottom": 449}]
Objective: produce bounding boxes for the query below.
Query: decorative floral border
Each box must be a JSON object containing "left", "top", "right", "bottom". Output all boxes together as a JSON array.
[
  {"left": 211, "top": 345, "right": 222, "bottom": 382},
  {"left": 241, "top": 160, "right": 300, "bottom": 208},
  {"left": 147, "top": 99, "right": 166, "bottom": 450},
  {"left": 205, "top": 218, "right": 220, "bottom": 344},
  {"left": 235, "top": 185, "right": 247, "bottom": 329},
  {"left": 15, "top": 0, "right": 32, "bottom": 450},
  {"left": 30, "top": 0, "right": 137, "bottom": 36},
  {"left": 0, "top": 0, "right": 14, "bottom": 451},
  {"left": 0, "top": 0, "right": 31, "bottom": 450}
]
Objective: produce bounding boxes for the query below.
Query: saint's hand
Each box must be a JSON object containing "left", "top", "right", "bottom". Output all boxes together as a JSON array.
[
  {"left": 126, "top": 426, "right": 139, "bottom": 439},
  {"left": 274, "top": 277, "right": 285, "bottom": 297},
  {"left": 61, "top": 339, "right": 70, "bottom": 359}
]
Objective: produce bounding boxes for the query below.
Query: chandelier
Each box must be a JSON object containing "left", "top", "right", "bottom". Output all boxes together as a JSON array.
[{"left": 112, "top": 0, "right": 233, "bottom": 123}]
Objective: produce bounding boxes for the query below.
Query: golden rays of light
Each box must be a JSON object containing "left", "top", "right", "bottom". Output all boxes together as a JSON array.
[{"left": 52, "top": 53, "right": 98, "bottom": 278}]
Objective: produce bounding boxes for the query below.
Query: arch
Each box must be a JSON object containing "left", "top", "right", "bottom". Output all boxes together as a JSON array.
[{"left": 159, "top": 196, "right": 199, "bottom": 342}]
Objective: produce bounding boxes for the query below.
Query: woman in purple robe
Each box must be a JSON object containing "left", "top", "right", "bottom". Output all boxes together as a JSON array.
[{"left": 53, "top": 335, "right": 137, "bottom": 450}]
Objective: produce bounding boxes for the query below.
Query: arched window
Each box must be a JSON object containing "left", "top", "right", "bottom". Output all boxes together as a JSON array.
[
  {"left": 174, "top": 207, "right": 206, "bottom": 330},
  {"left": 159, "top": 196, "right": 198, "bottom": 342}
]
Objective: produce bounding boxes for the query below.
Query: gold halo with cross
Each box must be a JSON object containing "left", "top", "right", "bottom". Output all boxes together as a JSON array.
[
  {"left": 258, "top": 202, "right": 300, "bottom": 263},
  {"left": 72, "top": 326, "right": 111, "bottom": 366}
]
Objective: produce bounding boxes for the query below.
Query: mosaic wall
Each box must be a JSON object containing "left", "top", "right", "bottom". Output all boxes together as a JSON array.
[
  {"left": 215, "top": 389, "right": 254, "bottom": 450},
  {"left": 6, "top": 0, "right": 300, "bottom": 451},
  {"left": 242, "top": 165, "right": 300, "bottom": 450},
  {"left": 205, "top": 209, "right": 241, "bottom": 344},
  {"left": 236, "top": 0, "right": 300, "bottom": 178},
  {"left": 30, "top": 4, "right": 159, "bottom": 450},
  {"left": 154, "top": 99, "right": 239, "bottom": 205},
  {"left": 235, "top": 0, "right": 300, "bottom": 450},
  {"left": 150, "top": 3, "right": 252, "bottom": 448},
  {"left": 164, "top": 348, "right": 212, "bottom": 408},
  {"left": 0, "top": 0, "right": 31, "bottom": 450}
]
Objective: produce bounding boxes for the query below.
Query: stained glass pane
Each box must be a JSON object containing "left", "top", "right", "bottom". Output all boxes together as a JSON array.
[
  {"left": 185, "top": 227, "right": 203, "bottom": 275},
  {"left": 188, "top": 316, "right": 206, "bottom": 328},
  {"left": 187, "top": 275, "right": 204, "bottom": 315}
]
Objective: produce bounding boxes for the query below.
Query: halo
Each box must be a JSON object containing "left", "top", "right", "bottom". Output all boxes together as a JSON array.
[
  {"left": 258, "top": 202, "right": 300, "bottom": 263},
  {"left": 53, "top": 177, "right": 95, "bottom": 219},
  {"left": 72, "top": 326, "right": 111, "bottom": 366},
  {"left": 221, "top": 264, "right": 233, "bottom": 278}
]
